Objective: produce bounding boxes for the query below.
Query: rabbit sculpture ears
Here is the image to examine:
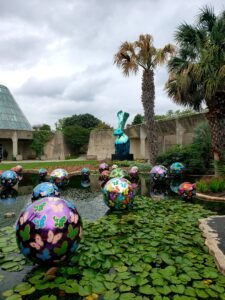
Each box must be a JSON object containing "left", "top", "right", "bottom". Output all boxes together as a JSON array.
[{"left": 117, "top": 110, "right": 129, "bottom": 130}]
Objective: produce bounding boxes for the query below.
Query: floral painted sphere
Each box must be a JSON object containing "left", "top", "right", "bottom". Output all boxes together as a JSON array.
[
  {"left": 150, "top": 165, "right": 168, "bottom": 181},
  {"left": 99, "top": 163, "right": 109, "bottom": 174},
  {"left": 170, "top": 162, "right": 185, "bottom": 177},
  {"left": 32, "top": 182, "right": 60, "bottom": 202},
  {"left": 39, "top": 168, "right": 48, "bottom": 178},
  {"left": 1, "top": 170, "right": 18, "bottom": 187},
  {"left": 129, "top": 166, "right": 139, "bottom": 177},
  {"left": 50, "top": 169, "right": 69, "bottom": 187},
  {"left": 16, "top": 197, "right": 82, "bottom": 264},
  {"left": 178, "top": 182, "right": 196, "bottom": 200},
  {"left": 109, "top": 168, "right": 125, "bottom": 179},
  {"left": 102, "top": 177, "right": 135, "bottom": 210}
]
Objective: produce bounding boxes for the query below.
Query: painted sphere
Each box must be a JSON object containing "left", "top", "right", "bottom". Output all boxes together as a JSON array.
[
  {"left": 178, "top": 182, "right": 196, "bottom": 200},
  {"left": 11, "top": 165, "right": 23, "bottom": 181},
  {"left": 39, "top": 168, "right": 48, "bottom": 177},
  {"left": 170, "top": 162, "right": 185, "bottom": 177},
  {"left": 16, "top": 197, "right": 82, "bottom": 264},
  {"left": 111, "top": 164, "right": 118, "bottom": 170},
  {"left": 81, "top": 168, "right": 90, "bottom": 176},
  {"left": 150, "top": 165, "right": 168, "bottom": 181},
  {"left": 99, "top": 170, "right": 110, "bottom": 187},
  {"left": 99, "top": 163, "right": 109, "bottom": 174},
  {"left": 109, "top": 168, "right": 125, "bottom": 179},
  {"left": 1, "top": 170, "right": 18, "bottom": 187},
  {"left": 50, "top": 169, "right": 69, "bottom": 187},
  {"left": 102, "top": 177, "right": 135, "bottom": 210},
  {"left": 129, "top": 166, "right": 139, "bottom": 177},
  {"left": 32, "top": 182, "right": 60, "bottom": 202}
]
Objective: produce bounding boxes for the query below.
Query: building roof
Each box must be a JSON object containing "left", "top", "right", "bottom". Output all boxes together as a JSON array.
[{"left": 0, "top": 85, "right": 32, "bottom": 131}]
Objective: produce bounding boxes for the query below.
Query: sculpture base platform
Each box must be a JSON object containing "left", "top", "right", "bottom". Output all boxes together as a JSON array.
[{"left": 111, "top": 154, "right": 133, "bottom": 161}]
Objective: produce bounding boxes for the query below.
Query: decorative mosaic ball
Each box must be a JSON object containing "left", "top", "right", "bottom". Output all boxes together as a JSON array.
[
  {"left": 81, "top": 168, "right": 90, "bottom": 188},
  {"left": 32, "top": 182, "right": 60, "bottom": 202},
  {"left": 102, "top": 177, "right": 135, "bottom": 210},
  {"left": 39, "top": 168, "right": 48, "bottom": 178},
  {"left": 99, "top": 170, "right": 110, "bottom": 188},
  {"left": 112, "top": 164, "right": 118, "bottom": 170},
  {"left": 178, "top": 182, "right": 196, "bottom": 200},
  {"left": 50, "top": 169, "right": 69, "bottom": 187},
  {"left": 1, "top": 170, "right": 18, "bottom": 187},
  {"left": 169, "top": 162, "right": 185, "bottom": 177},
  {"left": 128, "top": 166, "right": 139, "bottom": 189},
  {"left": 16, "top": 197, "right": 82, "bottom": 264},
  {"left": 150, "top": 165, "right": 168, "bottom": 181},
  {"left": 99, "top": 163, "right": 109, "bottom": 174},
  {"left": 109, "top": 168, "right": 126, "bottom": 179}
]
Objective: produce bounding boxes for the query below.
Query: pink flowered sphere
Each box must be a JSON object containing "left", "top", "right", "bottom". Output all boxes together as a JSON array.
[{"left": 16, "top": 197, "right": 82, "bottom": 264}]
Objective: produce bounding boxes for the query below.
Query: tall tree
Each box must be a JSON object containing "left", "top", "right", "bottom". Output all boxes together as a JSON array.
[
  {"left": 165, "top": 6, "right": 225, "bottom": 170},
  {"left": 114, "top": 34, "right": 175, "bottom": 164}
]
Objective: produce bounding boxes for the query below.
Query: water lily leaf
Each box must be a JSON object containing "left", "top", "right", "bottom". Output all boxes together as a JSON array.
[
  {"left": 156, "top": 285, "right": 171, "bottom": 295},
  {"left": 119, "top": 293, "right": 136, "bottom": 299},
  {"left": 115, "top": 266, "right": 128, "bottom": 273},
  {"left": 5, "top": 295, "right": 22, "bottom": 300},
  {"left": 19, "top": 286, "right": 36, "bottom": 296},
  {"left": 139, "top": 285, "right": 154, "bottom": 295},
  {"left": 14, "top": 282, "right": 33, "bottom": 293},
  {"left": 124, "top": 277, "right": 137, "bottom": 287},
  {"left": 2, "top": 290, "right": 14, "bottom": 297},
  {"left": 195, "top": 289, "right": 208, "bottom": 298},
  {"left": 103, "top": 290, "right": 119, "bottom": 300},
  {"left": 39, "top": 296, "right": 57, "bottom": 300},
  {"left": 78, "top": 285, "right": 92, "bottom": 296},
  {"left": 170, "top": 284, "right": 185, "bottom": 294},
  {"left": 186, "top": 271, "right": 201, "bottom": 279},
  {"left": 202, "top": 269, "right": 218, "bottom": 279},
  {"left": 119, "top": 285, "right": 131, "bottom": 292},
  {"left": 1, "top": 261, "right": 18, "bottom": 270}
]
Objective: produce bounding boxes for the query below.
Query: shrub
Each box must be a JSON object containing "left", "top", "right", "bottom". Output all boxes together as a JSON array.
[{"left": 196, "top": 177, "right": 225, "bottom": 193}]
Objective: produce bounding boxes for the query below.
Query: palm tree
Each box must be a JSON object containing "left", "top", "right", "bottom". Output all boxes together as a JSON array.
[
  {"left": 114, "top": 34, "right": 175, "bottom": 165},
  {"left": 165, "top": 6, "right": 225, "bottom": 170}
]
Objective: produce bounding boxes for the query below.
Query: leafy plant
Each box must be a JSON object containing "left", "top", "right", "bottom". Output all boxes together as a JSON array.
[{"left": 196, "top": 177, "right": 225, "bottom": 193}]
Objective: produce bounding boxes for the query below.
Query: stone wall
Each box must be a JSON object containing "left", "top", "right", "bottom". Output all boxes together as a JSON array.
[
  {"left": 87, "top": 112, "right": 207, "bottom": 160},
  {"left": 44, "top": 131, "right": 70, "bottom": 160}
]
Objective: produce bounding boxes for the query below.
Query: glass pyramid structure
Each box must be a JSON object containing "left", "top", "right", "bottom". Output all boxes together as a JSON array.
[{"left": 0, "top": 85, "right": 32, "bottom": 131}]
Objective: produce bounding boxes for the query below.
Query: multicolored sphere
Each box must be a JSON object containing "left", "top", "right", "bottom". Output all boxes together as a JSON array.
[
  {"left": 150, "top": 165, "right": 168, "bottom": 181},
  {"left": 32, "top": 182, "right": 60, "bottom": 202},
  {"left": 169, "top": 162, "right": 185, "bottom": 177},
  {"left": 39, "top": 168, "right": 48, "bottom": 178},
  {"left": 99, "top": 170, "right": 110, "bottom": 188},
  {"left": 178, "top": 182, "right": 196, "bottom": 200},
  {"left": 109, "top": 168, "right": 126, "bottom": 179},
  {"left": 99, "top": 162, "right": 109, "bottom": 174},
  {"left": 50, "top": 169, "right": 69, "bottom": 187},
  {"left": 16, "top": 197, "right": 82, "bottom": 264},
  {"left": 81, "top": 168, "right": 90, "bottom": 188},
  {"left": 111, "top": 164, "right": 118, "bottom": 170},
  {"left": 102, "top": 177, "right": 135, "bottom": 210},
  {"left": 1, "top": 170, "right": 18, "bottom": 187}
]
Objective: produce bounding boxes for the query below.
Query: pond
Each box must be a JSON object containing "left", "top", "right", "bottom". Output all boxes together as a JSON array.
[{"left": 1, "top": 173, "right": 225, "bottom": 297}]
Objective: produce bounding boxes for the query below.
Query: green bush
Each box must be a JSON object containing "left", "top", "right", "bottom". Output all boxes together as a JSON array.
[
  {"left": 196, "top": 180, "right": 210, "bottom": 193},
  {"left": 196, "top": 177, "right": 225, "bottom": 193},
  {"left": 112, "top": 160, "right": 152, "bottom": 172}
]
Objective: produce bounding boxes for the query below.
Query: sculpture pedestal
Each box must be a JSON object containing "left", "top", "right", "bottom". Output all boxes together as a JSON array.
[{"left": 111, "top": 154, "right": 133, "bottom": 161}]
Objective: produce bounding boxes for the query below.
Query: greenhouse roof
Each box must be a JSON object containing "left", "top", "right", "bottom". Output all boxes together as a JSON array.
[{"left": 0, "top": 85, "right": 32, "bottom": 131}]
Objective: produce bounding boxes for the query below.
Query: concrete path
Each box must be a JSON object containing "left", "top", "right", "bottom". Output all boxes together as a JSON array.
[{"left": 199, "top": 216, "right": 225, "bottom": 275}]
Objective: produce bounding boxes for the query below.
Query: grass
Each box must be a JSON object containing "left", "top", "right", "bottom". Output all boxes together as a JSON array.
[
  {"left": 0, "top": 160, "right": 99, "bottom": 171},
  {"left": 196, "top": 177, "right": 225, "bottom": 194}
]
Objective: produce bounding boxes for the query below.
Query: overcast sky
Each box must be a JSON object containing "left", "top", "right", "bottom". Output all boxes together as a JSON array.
[{"left": 0, "top": 0, "right": 224, "bottom": 128}]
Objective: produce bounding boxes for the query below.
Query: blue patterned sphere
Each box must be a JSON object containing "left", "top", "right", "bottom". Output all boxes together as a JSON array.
[
  {"left": 39, "top": 168, "right": 48, "bottom": 178},
  {"left": 170, "top": 162, "right": 185, "bottom": 177},
  {"left": 102, "top": 177, "right": 135, "bottom": 210},
  {"left": 50, "top": 169, "right": 69, "bottom": 187},
  {"left": 16, "top": 197, "right": 82, "bottom": 265},
  {"left": 32, "top": 182, "right": 60, "bottom": 202},
  {"left": 1, "top": 170, "right": 18, "bottom": 187}
]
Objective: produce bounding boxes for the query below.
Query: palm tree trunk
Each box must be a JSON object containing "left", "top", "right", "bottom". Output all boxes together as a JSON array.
[
  {"left": 141, "top": 69, "right": 158, "bottom": 165},
  {"left": 206, "top": 92, "right": 225, "bottom": 175}
]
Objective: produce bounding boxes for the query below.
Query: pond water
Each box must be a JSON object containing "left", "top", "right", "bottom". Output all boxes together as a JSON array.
[{"left": 1, "top": 173, "right": 225, "bottom": 296}]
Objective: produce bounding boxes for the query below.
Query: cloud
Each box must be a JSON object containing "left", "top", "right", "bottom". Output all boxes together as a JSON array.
[{"left": 0, "top": 0, "right": 223, "bottom": 128}]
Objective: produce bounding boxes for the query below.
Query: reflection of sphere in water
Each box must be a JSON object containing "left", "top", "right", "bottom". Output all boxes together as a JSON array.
[
  {"left": 170, "top": 162, "right": 185, "bottom": 177},
  {"left": 170, "top": 180, "right": 181, "bottom": 194},
  {"left": 102, "top": 177, "right": 135, "bottom": 210},
  {"left": 0, "top": 187, "right": 18, "bottom": 199},
  {"left": 50, "top": 169, "right": 69, "bottom": 187},
  {"left": 109, "top": 168, "right": 125, "bottom": 179},
  {"left": 1, "top": 170, "right": 18, "bottom": 187},
  {"left": 81, "top": 168, "right": 90, "bottom": 188},
  {"left": 178, "top": 182, "right": 196, "bottom": 200},
  {"left": 39, "top": 168, "right": 48, "bottom": 178},
  {"left": 32, "top": 182, "right": 60, "bottom": 202},
  {"left": 99, "top": 163, "right": 109, "bottom": 174},
  {"left": 150, "top": 165, "right": 168, "bottom": 181},
  {"left": 99, "top": 170, "right": 110, "bottom": 187},
  {"left": 16, "top": 197, "right": 82, "bottom": 265}
]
